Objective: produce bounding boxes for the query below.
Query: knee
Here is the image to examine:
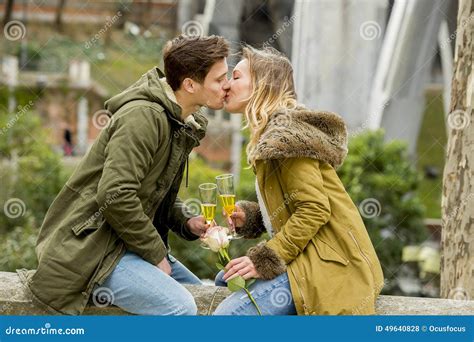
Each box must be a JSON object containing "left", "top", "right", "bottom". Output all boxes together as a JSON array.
[
  {"left": 212, "top": 295, "right": 239, "bottom": 316},
  {"left": 214, "top": 270, "right": 227, "bottom": 287},
  {"left": 144, "top": 288, "right": 197, "bottom": 315},
  {"left": 174, "top": 292, "right": 198, "bottom": 316},
  {"left": 212, "top": 305, "right": 232, "bottom": 315}
]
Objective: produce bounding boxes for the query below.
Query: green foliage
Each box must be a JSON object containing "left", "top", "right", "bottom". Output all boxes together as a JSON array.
[
  {"left": 0, "top": 110, "right": 66, "bottom": 229},
  {"left": 13, "top": 43, "right": 43, "bottom": 70},
  {"left": 337, "top": 130, "right": 427, "bottom": 291},
  {"left": 0, "top": 223, "right": 38, "bottom": 271},
  {"left": 0, "top": 103, "right": 66, "bottom": 270}
]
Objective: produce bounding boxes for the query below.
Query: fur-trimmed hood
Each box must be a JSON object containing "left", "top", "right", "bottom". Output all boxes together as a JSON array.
[{"left": 251, "top": 106, "right": 348, "bottom": 168}]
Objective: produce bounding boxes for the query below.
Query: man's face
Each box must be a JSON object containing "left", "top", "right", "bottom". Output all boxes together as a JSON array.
[{"left": 195, "top": 58, "right": 230, "bottom": 110}]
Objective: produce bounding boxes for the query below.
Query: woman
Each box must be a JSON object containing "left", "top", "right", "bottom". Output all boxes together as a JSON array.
[{"left": 213, "top": 46, "right": 384, "bottom": 315}]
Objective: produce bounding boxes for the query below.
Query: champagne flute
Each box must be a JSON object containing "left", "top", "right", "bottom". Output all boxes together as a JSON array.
[
  {"left": 216, "top": 174, "right": 242, "bottom": 239},
  {"left": 198, "top": 183, "right": 217, "bottom": 249}
]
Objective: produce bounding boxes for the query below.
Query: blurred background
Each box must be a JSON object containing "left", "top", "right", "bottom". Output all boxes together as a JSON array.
[{"left": 0, "top": 0, "right": 460, "bottom": 297}]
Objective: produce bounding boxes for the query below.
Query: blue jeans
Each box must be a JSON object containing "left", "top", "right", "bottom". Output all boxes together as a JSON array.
[
  {"left": 93, "top": 251, "right": 202, "bottom": 315},
  {"left": 213, "top": 270, "right": 297, "bottom": 315}
]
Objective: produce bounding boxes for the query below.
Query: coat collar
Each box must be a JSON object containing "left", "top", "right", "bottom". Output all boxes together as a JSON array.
[
  {"left": 159, "top": 77, "right": 207, "bottom": 141},
  {"left": 252, "top": 106, "right": 348, "bottom": 169}
]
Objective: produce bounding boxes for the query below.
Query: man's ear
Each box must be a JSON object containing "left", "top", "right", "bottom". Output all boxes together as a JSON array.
[{"left": 182, "top": 78, "right": 196, "bottom": 94}]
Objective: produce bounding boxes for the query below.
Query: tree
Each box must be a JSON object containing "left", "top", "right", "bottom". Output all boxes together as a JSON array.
[
  {"left": 3, "top": 0, "right": 15, "bottom": 27},
  {"left": 440, "top": 0, "right": 473, "bottom": 300},
  {"left": 55, "top": 0, "right": 67, "bottom": 32}
]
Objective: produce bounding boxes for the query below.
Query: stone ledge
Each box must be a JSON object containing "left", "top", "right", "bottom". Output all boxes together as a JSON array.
[{"left": 1, "top": 272, "right": 473, "bottom": 315}]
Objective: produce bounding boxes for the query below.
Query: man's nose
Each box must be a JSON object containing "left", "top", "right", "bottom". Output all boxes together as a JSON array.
[{"left": 223, "top": 78, "right": 231, "bottom": 90}]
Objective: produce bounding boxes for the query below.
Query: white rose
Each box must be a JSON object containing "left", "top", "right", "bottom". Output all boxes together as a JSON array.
[{"left": 202, "top": 226, "right": 229, "bottom": 252}]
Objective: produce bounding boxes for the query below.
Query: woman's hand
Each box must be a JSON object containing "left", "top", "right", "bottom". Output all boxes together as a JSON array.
[
  {"left": 223, "top": 256, "right": 260, "bottom": 281},
  {"left": 225, "top": 204, "right": 246, "bottom": 229}
]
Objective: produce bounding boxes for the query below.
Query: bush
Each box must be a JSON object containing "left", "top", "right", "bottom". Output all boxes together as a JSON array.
[
  {"left": 0, "top": 223, "right": 38, "bottom": 272},
  {"left": 0, "top": 102, "right": 65, "bottom": 270},
  {"left": 337, "top": 130, "right": 427, "bottom": 292},
  {"left": 0, "top": 110, "right": 66, "bottom": 232}
]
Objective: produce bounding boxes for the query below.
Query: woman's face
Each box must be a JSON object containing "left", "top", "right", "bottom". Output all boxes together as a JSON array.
[{"left": 224, "top": 59, "right": 253, "bottom": 113}]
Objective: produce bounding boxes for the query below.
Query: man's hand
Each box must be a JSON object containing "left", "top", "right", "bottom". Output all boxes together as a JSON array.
[
  {"left": 223, "top": 256, "right": 260, "bottom": 281},
  {"left": 157, "top": 257, "right": 172, "bottom": 275},
  {"left": 186, "top": 215, "right": 209, "bottom": 237}
]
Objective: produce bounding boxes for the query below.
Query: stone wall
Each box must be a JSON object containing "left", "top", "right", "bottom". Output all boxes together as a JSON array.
[{"left": 1, "top": 272, "right": 473, "bottom": 315}]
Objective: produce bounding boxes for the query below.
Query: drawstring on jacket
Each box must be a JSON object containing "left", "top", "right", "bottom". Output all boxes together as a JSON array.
[{"left": 185, "top": 156, "right": 189, "bottom": 188}]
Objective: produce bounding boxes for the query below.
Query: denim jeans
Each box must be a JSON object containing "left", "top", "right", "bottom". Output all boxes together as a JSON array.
[
  {"left": 92, "top": 251, "right": 202, "bottom": 315},
  {"left": 213, "top": 270, "right": 297, "bottom": 315}
]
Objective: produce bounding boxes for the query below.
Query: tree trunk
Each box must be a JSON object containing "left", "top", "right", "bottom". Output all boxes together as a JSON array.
[
  {"left": 440, "top": 0, "right": 473, "bottom": 300},
  {"left": 3, "top": 0, "right": 15, "bottom": 27},
  {"left": 146, "top": 0, "right": 153, "bottom": 28},
  {"left": 55, "top": 0, "right": 66, "bottom": 32}
]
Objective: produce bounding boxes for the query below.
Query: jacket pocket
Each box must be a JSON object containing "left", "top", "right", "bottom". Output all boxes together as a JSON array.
[
  {"left": 72, "top": 215, "right": 104, "bottom": 236},
  {"left": 312, "top": 237, "right": 350, "bottom": 266},
  {"left": 347, "top": 229, "right": 374, "bottom": 271}
]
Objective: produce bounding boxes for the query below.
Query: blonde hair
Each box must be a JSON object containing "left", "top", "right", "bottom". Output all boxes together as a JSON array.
[{"left": 242, "top": 46, "right": 298, "bottom": 166}]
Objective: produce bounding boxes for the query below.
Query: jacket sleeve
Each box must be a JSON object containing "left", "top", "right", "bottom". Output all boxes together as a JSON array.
[
  {"left": 248, "top": 158, "right": 331, "bottom": 279},
  {"left": 97, "top": 107, "right": 168, "bottom": 266},
  {"left": 235, "top": 200, "right": 266, "bottom": 239},
  {"left": 165, "top": 196, "right": 200, "bottom": 241}
]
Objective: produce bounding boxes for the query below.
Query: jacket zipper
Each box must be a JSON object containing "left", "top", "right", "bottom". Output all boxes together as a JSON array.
[
  {"left": 348, "top": 230, "right": 373, "bottom": 272},
  {"left": 289, "top": 266, "right": 310, "bottom": 315}
]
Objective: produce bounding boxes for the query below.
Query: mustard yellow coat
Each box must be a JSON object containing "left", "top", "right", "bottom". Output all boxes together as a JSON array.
[{"left": 239, "top": 107, "right": 384, "bottom": 315}]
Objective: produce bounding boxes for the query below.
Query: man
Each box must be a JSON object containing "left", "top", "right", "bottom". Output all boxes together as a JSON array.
[{"left": 18, "top": 35, "right": 230, "bottom": 315}]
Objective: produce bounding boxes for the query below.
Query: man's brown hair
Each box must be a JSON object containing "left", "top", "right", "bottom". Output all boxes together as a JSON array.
[{"left": 163, "top": 34, "right": 230, "bottom": 91}]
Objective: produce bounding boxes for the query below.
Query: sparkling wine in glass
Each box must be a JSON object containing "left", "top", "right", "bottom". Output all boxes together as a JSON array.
[
  {"left": 198, "top": 183, "right": 217, "bottom": 249},
  {"left": 216, "top": 174, "right": 242, "bottom": 239}
]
